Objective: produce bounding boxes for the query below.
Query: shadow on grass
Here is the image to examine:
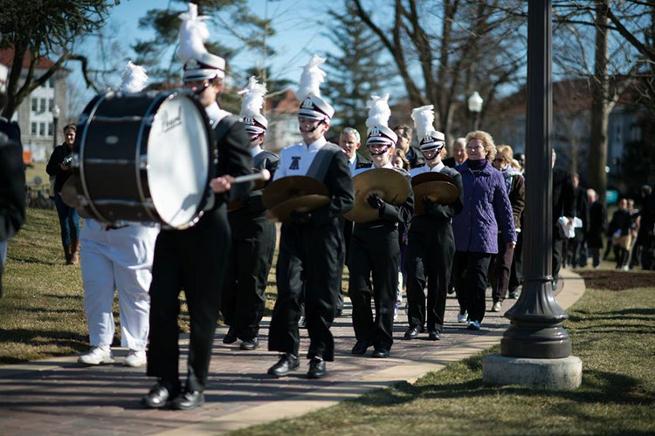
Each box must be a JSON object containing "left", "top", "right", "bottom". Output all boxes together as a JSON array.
[
  {"left": 0, "top": 329, "right": 86, "bottom": 347},
  {"left": 11, "top": 255, "right": 60, "bottom": 266}
]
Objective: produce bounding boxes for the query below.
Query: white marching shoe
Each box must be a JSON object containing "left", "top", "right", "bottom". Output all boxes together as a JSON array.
[
  {"left": 78, "top": 346, "right": 114, "bottom": 365},
  {"left": 124, "top": 349, "right": 147, "bottom": 367}
]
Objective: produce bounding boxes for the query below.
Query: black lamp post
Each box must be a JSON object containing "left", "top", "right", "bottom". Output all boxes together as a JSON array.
[
  {"left": 500, "top": 0, "right": 571, "bottom": 359},
  {"left": 467, "top": 91, "right": 483, "bottom": 131}
]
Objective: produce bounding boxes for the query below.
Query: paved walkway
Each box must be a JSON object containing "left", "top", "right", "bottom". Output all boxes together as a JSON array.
[{"left": 0, "top": 269, "right": 585, "bottom": 435}]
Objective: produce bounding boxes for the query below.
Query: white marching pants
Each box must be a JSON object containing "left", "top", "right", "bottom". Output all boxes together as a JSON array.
[{"left": 80, "top": 219, "right": 159, "bottom": 350}]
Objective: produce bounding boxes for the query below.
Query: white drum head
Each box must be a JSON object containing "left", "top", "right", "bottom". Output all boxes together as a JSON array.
[{"left": 147, "top": 95, "right": 209, "bottom": 228}]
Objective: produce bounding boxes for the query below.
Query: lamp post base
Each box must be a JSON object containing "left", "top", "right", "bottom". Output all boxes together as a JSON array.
[{"left": 482, "top": 354, "right": 582, "bottom": 390}]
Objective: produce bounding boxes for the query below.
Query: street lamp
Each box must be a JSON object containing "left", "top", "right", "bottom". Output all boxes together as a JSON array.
[
  {"left": 52, "top": 104, "right": 60, "bottom": 150},
  {"left": 467, "top": 91, "right": 483, "bottom": 131}
]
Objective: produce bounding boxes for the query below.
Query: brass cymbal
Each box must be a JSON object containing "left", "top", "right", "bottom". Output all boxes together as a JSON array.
[
  {"left": 269, "top": 194, "right": 330, "bottom": 223},
  {"left": 263, "top": 176, "right": 330, "bottom": 222},
  {"left": 344, "top": 168, "right": 411, "bottom": 223},
  {"left": 413, "top": 181, "right": 459, "bottom": 215}
]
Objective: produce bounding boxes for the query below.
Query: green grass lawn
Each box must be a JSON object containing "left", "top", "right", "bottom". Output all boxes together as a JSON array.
[{"left": 233, "top": 285, "right": 655, "bottom": 435}]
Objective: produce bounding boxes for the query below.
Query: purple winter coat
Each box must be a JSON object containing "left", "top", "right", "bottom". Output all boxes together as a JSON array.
[{"left": 452, "top": 160, "right": 516, "bottom": 254}]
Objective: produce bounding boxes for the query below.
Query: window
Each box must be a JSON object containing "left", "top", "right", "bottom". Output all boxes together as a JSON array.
[
  {"left": 39, "top": 122, "right": 45, "bottom": 136},
  {"left": 40, "top": 98, "right": 46, "bottom": 113},
  {"left": 48, "top": 122, "right": 53, "bottom": 136},
  {"left": 48, "top": 78, "right": 54, "bottom": 88},
  {"left": 31, "top": 122, "right": 37, "bottom": 135},
  {"left": 31, "top": 98, "right": 38, "bottom": 112},
  {"left": 49, "top": 98, "right": 53, "bottom": 113}
]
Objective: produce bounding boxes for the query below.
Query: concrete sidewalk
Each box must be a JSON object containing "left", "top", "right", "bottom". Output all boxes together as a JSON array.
[{"left": 0, "top": 269, "right": 585, "bottom": 435}]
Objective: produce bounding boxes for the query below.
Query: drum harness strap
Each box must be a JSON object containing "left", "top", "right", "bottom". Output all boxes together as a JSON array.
[{"left": 203, "top": 115, "right": 240, "bottom": 212}]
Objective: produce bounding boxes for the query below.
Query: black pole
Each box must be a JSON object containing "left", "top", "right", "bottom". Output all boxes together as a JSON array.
[{"left": 501, "top": 0, "right": 571, "bottom": 359}]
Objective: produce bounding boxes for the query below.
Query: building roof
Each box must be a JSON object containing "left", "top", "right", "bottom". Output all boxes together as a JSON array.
[{"left": 0, "top": 47, "right": 57, "bottom": 69}]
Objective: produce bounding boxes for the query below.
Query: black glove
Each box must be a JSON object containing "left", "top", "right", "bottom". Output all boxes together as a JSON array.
[
  {"left": 289, "top": 210, "right": 311, "bottom": 224},
  {"left": 423, "top": 197, "right": 449, "bottom": 218},
  {"left": 367, "top": 193, "right": 385, "bottom": 210}
]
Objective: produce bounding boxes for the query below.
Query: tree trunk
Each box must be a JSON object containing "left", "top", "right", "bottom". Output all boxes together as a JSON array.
[{"left": 589, "top": 0, "right": 610, "bottom": 204}]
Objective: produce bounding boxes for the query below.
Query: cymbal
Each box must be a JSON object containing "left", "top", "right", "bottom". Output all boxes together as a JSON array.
[
  {"left": 413, "top": 181, "right": 459, "bottom": 215},
  {"left": 263, "top": 176, "right": 330, "bottom": 222},
  {"left": 344, "top": 168, "right": 411, "bottom": 223},
  {"left": 269, "top": 194, "right": 330, "bottom": 223}
]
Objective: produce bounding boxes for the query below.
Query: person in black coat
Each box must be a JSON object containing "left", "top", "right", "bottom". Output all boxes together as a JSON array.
[
  {"left": 393, "top": 124, "right": 424, "bottom": 169},
  {"left": 551, "top": 150, "right": 575, "bottom": 289},
  {"left": 221, "top": 77, "right": 279, "bottom": 351},
  {"left": 0, "top": 126, "right": 26, "bottom": 297},
  {"left": 633, "top": 185, "right": 654, "bottom": 270},
  {"left": 608, "top": 198, "right": 633, "bottom": 270},
  {"left": 143, "top": 32, "right": 252, "bottom": 410},
  {"left": 46, "top": 124, "right": 80, "bottom": 264},
  {"left": 586, "top": 189, "right": 606, "bottom": 268},
  {"left": 568, "top": 174, "right": 588, "bottom": 268}
]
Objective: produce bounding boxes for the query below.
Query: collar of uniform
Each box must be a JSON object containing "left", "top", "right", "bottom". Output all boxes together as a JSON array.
[
  {"left": 304, "top": 136, "right": 326, "bottom": 151},
  {"left": 205, "top": 102, "right": 231, "bottom": 127},
  {"left": 250, "top": 144, "right": 263, "bottom": 157},
  {"left": 427, "top": 162, "right": 445, "bottom": 172}
]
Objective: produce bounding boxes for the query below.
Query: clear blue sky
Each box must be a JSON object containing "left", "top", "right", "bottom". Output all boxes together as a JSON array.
[{"left": 69, "top": 0, "right": 337, "bottom": 106}]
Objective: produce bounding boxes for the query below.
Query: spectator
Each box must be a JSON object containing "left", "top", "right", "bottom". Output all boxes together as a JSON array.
[
  {"left": 551, "top": 150, "right": 575, "bottom": 289},
  {"left": 452, "top": 131, "right": 515, "bottom": 330},
  {"left": 443, "top": 137, "right": 468, "bottom": 168},
  {"left": 489, "top": 144, "right": 525, "bottom": 311},
  {"left": 586, "top": 189, "right": 606, "bottom": 269},
  {"left": 568, "top": 173, "right": 588, "bottom": 268},
  {"left": 46, "top": 124, "right": 80, "bottom": 264},
  {"left": 634, "top": 185, "right": 655, "bottom": 269},
  {"left": 609, "top": 198, "right": 633, "bottom": 270},
  {"left": 393, "top": 124, "right": 424, "bottom": 169},
  {"left": 0, "top": 90, "right": 26, "bottom": 297}
]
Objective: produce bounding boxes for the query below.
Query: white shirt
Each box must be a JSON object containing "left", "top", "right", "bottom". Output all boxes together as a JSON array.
[
  {"left": 205, "top": 102, "right": 231, "bottom": 128},
  {"left": 274, "top": 136, "right": 328, "bottom": 180},
  {"left": 348, "top": 154, "right": 358, "bottom": 173},
  {"left": 352, "top": 160, "right": 393, "bottom": 177},
  {"left": 410, "top": 161, "right": 445, "bottom": 177}
]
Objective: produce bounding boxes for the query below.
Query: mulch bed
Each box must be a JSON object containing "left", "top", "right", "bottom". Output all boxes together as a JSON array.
[{"left": 578, "top": 270, "right": 655, "bottom": 291}]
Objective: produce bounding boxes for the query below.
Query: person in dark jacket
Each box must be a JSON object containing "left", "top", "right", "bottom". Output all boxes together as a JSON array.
[
  {"left": 221, "top": 77, "right": 279, "bottom": 351},
  {"left": 0, "top": 122, "right": 26, "bottom": 297},
  {"left": 452, "top": 131, "right": 516, "bottom": 331},
  {"left": 443, "top": 137, "right": 468, "bottom": 168},
  {"left": 551, "top": 150, "right": 575, "bottom": 289},
  {"left": 489, "top": 145, "right": 525, "bottom": 312},
  {"left": 632, "top": 185, "right": 654, "bottom": 270},
  {"left": 46, "top": 123, "right": 80, "bottom": 264},
  {"left": 568, "top": 173, "right": 588, "bottom": 268},
  {"left": 393, "top": 124, "right": 424, "bottom": 169},
  {"left": 586, "top": 189, "right": 606, "bottom": 268},
  {"left": 609, "top": 198, "right": 633, "bottom": 270}
]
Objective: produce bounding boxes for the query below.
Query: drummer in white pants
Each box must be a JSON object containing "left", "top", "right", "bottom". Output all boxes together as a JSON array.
[{"left": 78, "top": 219, "right": 159, "bottom": 366}]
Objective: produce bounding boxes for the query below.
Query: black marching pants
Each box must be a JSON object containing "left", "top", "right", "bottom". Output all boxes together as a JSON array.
[
  {"left": 348, "top": 224, "right": 399, "bottom": 351},
  {"left": 268, "top": 219, "right": 342, "bottom": 361},
  {"left": 453, "top": 251, "right": 492, "bottom": 323},
  {"left": 222, "top": 214, "right": 276, "bottom": 340},
  {"left": 405, "top": 223, "right": 455, "bottom": 332},
  {"left": 147, "top": 206, "right": 230, "bottom": 392}
]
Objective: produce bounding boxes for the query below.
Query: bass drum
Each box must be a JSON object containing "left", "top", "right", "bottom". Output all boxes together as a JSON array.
[{"left": 75, "top": 90, "right": 213, "bottom": 229}]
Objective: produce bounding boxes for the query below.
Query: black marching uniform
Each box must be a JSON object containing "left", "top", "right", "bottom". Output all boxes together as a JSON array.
[
  {"left": 405, "top": 165, "right": 463, "bottom": 336},
  {"left": 147, "top": 112, "right": 252, "bottom": 393},
  {"left": 348, "top": 166, "right": 413, "bottom": 354},
  {"left": 268, "top": 142, "right": 354, "bottom": 363},
  {"left": 222, "top": 148, "right": 279, "bottom": 343}
]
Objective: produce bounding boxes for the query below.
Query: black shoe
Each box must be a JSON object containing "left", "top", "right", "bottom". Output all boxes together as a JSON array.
[
  {"left": 371, "top": 349, "right": 389, "bottom": 358},
  {"left": 240, "top": 337, "right": 258, "bottom": 350},
  {"left": 428, "top": 330, "right": 441, "bottom": 341},
  {"left": 171, "top": 389, "right": 204, "bottom": 410},
  {"left": 403, "top": 326, "right": 420, "bottom": 340},
  {"left": 222, "top": 327, "right": 237, "bottom": 344},
  {"left": 351, "top": 340, "right": 370, "bottom": 355},
  {"left": 508, "top": 290, "right": 518, "bottom": 299},
  {"left": 267, "top": 353, "right": 299, "bottom": 377},
  {"left": 142, "top": 380, "right": 180, "bottom": 409},
  {"left": 307, "top": 358, "right": 327, "bottom": 379}
]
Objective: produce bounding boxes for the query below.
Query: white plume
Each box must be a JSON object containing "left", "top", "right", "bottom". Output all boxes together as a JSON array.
[
  {"left": 238, "top": 76, "right": 267, "bottom": 117},
  {"left": 120, "top": 61, "right": 148, "bottom": 93},
  {"left": 411, "top": 105, "right": 436, "bottom": 140},
  {"left": 296, "top": 55, "right": 326, "bottom": 101},
  {"left": 177, "top": 3, "right": 210, "bottom": 63},
  {"left": 366, "top": 94, "right": 391, "bottom": 130}
]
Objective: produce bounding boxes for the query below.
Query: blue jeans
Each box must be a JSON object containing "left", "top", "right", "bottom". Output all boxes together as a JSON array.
[{"left": 54, "top": 194, "right": 80, "bottom": 247}]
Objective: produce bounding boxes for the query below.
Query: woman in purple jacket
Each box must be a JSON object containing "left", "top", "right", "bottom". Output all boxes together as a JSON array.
[{"left": 452, "top": 131, "right": 516, "bottom": 330}]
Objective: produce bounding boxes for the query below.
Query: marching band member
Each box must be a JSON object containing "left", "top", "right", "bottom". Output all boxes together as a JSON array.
[
  {"left": 267, "top": 55, "right": 354, "bottom": 379},
  {"left": 349, "top": 95, "right": 413, "bottom": 358},
  {"left": 143, "top": 4, "right": 251, "bottom": 410},
  {"left": 77, "top": 62, "right": 160, "bottom": 368},
  {"left": 221, "top": 77, "right": 279, "bottom": 351},
  {"left": 404, "top": 105, "right": 463, "bottom": 340}
]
